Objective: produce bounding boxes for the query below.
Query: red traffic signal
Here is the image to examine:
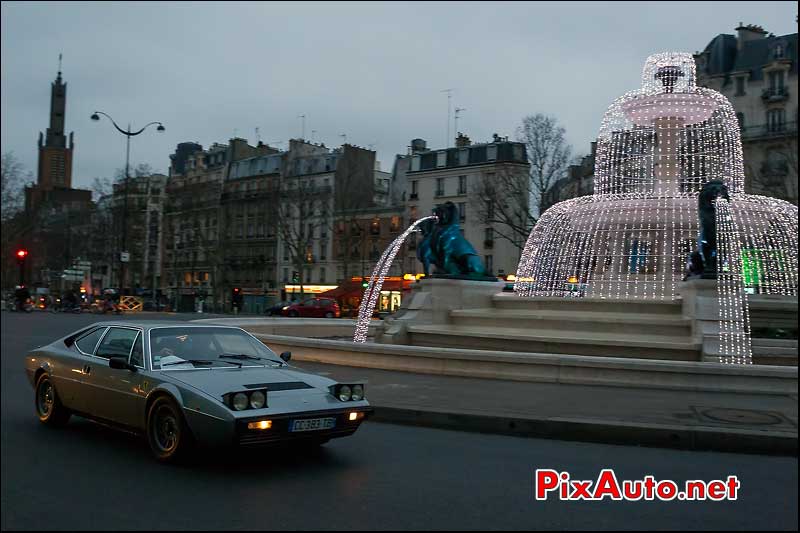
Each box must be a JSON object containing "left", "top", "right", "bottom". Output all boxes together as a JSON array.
[
  {"left": 16, "top": 249, "right": 28, "bottom": 259},
  {"left": 233, "top": 287, "right": 241, "bottom": 293}
]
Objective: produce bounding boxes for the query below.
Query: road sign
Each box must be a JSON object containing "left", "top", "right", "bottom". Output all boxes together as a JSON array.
[{"left": 120, "top": 252, "right": 130, "bottom": 263}]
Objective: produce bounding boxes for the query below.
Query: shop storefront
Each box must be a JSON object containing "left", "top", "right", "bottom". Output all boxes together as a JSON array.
[{"left": 319, "top": 276, "right": 418, "bottom": 318}]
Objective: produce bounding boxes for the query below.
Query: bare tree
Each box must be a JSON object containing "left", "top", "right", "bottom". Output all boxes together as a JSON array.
[
  {"left": 747, "top": 139, "right": 799, "bottom": 205},
  {"left": 471, "top": 164, "right": 534, "bottom": 252},
  {"left": 517, "top": 114, "right": 572, "bottom": 218},
  {"left": 1, "top": 152, "right": 32, "bottom": 221},
  {"left": 277, "top": 178, "right": 334, "bottom": 300}
]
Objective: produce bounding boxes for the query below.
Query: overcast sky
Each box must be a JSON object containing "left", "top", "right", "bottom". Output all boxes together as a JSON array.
[{"left": 1, "top": 1, "right": 797, "bottom": 190}]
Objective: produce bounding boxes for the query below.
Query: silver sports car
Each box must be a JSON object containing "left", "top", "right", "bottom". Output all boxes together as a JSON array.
[{"left": 24, "top": 322, "right": 372, "bottom": 462}]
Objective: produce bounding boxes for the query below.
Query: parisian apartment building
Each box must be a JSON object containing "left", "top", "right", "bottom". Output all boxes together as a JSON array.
[
  {"left": 397, "top": 134, "right": 531, "bottom": 277},
  {"left": 694, "top": 23, "right": 798, "bottom": 204}
]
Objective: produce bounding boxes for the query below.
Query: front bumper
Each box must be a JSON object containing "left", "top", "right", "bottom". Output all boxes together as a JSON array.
[{"left": 234, "top": 407, "right": 373, "bottom": 447}]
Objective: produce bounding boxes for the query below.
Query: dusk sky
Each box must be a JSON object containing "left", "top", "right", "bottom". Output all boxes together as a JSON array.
[{"left": 1, "top": 1, "right": 797, "bottom": 190}]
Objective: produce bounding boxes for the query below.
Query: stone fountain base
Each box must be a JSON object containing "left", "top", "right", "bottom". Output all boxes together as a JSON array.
[{"left": 376, "top": 277, "right": 506, "bottom": 344}]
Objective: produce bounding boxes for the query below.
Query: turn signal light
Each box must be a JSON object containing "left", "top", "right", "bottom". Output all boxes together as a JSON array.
[{"left": 247, "top": 420, "right": 272, "bottom": 430}]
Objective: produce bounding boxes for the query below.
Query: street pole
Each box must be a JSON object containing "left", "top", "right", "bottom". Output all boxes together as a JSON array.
[
  {"left": 122, "top": 125, "right": 130, "bottom": 295},
  {"left": 91, "top": 111, "right": 164, "bottom": 297}
]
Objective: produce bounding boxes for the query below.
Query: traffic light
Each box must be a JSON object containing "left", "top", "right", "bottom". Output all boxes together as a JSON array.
[
  {"left": 16, "top": 249, "right": 28, "bottom": 286},
  {"left": 361, "top": 277, "right": 369, "bottom": 288},
  {"left": 292, "top": 271, "right": 299, "bottom": 284}
]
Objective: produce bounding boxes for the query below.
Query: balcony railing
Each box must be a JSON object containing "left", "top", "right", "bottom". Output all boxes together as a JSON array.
[
  {"left": 741, "top": 121, "right": 797, "bottom": 141},
  {"left": 761, "top": 86, "right": 789, "bottom": 101}
]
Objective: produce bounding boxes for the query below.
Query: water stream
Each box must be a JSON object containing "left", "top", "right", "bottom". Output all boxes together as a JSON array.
[{"left": 353, "top": 215, "right": 438, "bottom": 343}]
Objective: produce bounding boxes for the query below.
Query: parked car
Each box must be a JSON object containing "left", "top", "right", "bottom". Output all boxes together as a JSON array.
[
  {"left": 25, "top": 323, "right": 371, "bottom": 462},
  {"left": 280, "top": 298, "right": 340, "bottom": 318},
  {"left": 265, "top": 300, "right": 291, "bottom": 316}
]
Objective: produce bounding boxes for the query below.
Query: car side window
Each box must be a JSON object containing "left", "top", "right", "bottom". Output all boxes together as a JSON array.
[
  {"left": 95, "top": 328, "right": 139, "bottom": 360},
  {"left": 75, "top": 328, "right": 107, "bottom": 355},
  {"left": 130, "top": 332, "right": 144, "bottom": 368}
]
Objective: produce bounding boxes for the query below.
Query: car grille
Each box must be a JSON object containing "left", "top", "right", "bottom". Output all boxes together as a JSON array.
[
  {"left": 235, "top": 410, "right": 368, "bottom": 446},
  {"left": 244, "top": 381, "right": 313, "bottom": 391}
]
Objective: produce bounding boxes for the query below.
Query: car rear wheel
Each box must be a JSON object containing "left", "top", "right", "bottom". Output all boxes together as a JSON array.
[
  {"left": 35, "top": 373, "right": 71, "bottom": 426},
  {"left": 324, "top": 312, "right": 334, "bottom": 318},
  {"left": 146, "top": 396, "right": 193, "bottom": 463}
]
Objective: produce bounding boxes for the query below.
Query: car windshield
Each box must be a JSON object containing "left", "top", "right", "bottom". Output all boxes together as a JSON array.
[{"left": 150, "top": 327, "right": 280, "bottom": 370}]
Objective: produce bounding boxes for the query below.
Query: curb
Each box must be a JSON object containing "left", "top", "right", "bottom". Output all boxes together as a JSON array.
[{"left": 369, "top": 405, "right": 798, "bottom": 456}]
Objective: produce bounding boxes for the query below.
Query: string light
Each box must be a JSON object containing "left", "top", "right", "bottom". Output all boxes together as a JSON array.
[
  {"left": 353, "top": 215, "right": 438, "bottom": 343},
  {"left": 513, "top": 52, "right": 797, "bottom": 363}
]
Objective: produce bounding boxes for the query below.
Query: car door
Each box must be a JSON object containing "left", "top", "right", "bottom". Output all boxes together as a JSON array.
[
  {"left": 87, "top": 326, "right": 147, "bottom": 426},
  {"left": 57, "top": 326, "right": 108, "bottom": 413}
]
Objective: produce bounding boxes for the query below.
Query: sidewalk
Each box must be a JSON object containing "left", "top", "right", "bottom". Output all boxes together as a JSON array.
[{"left": 295, "top": 360, "right": 798, "bottom": 455}]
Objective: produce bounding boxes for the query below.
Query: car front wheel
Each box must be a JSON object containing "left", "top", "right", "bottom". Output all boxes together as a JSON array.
[
  {"left": 288, "top": 310, "right": 299, "bottom": 317},
  {"left": 35, "top": 373, "right": 71, "bottom": 426},
  {"left": 325, "top": 312, "right": 334, "bottom": 318},
  {"left": 146, "top": 396, "right": 193, "bottom": 463}
]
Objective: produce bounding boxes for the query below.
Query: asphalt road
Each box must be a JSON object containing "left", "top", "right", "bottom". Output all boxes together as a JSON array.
[{"left": 1, "top": 312, "right": 797, "bottom": 530}]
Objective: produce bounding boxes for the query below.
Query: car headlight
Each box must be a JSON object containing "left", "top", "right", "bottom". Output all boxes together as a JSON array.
[
  {"left": 351, "top": 384, "right": 364, "bottom": 401},
  {"left": 338, "top": 385, "right": 352, "bottom": 402},
  {"left": 232, "top": 392, "right": 249, "bottom": 411},
  {"left": 249, "top": 390, "right": 266, "bottom": 409},
  {"left": 282, "top": 306, "right": 289, "bottom": 311}
]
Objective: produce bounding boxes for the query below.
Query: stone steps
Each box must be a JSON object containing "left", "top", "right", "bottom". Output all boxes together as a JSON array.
[
  {"left": 450, "top": 308, "right": 692, "bottom": 338},
  {"left": 492, "top": 293, "right": 684, "bottom": 316},
  {"left": 751, "top": 338, "right": 798, "bottom": 366},
  {"left": 407, "top": 324, "right": 701, "bottom": 361}
]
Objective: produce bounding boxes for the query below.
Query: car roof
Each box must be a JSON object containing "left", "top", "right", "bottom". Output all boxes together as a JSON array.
[{"left": 85, "top": 321, "right": 244, "bottom": 332}]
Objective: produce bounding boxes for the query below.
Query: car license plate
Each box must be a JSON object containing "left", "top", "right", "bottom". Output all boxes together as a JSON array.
[{"left": 290, "top": 417, "right": 336, "bottom": 432}]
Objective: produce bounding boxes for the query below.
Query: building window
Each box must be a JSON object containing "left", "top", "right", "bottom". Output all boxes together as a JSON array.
[
  {"left": 411, "top": 180, "right": 418, "bottom": 198},
  {"left": 436, "top": 178, "right": 445, "bottom": 197},
  {"left": 283, "top": 268, "right": 288, "bottom": 282},
  {"left": 458, "top": 175, "right": 467, "bottom": 195},
  {"left": 320, "top": 241, "right": 327, "bottom": 260},
  {"left": 736, "top": 112, "right": 745, "bottom": 131},
  {"left": 320, "top": 267, "right": 326, "bottom": 283},
  {"left": 458, "top": 202, "right": 466, "bottom": 223},
  {"left": 390, "top": 215, "right": 400, "bottom": 232},
  {"left": 409, "top": 206, "right": 418, "bottom": 223},
  {"left": 370, "top": 217, "right": 380, "bottom": 235},
  {"left": 735, "top": 77, "right": 745, "bottom": 96},
  {"left": 768, "top": 70, "right": 785, "bottom": 92},
  {"left": 774, "top": 44, "right": 785, "bottom": 59},
  {"left": 767, "top": 109, "right": 785, "bottom": 133},
  {"left": 284, "top": 244, "right": 290, "bottom": 261},
  {"left": 485, "top": 255, "right": 493, "bottom": 274}
]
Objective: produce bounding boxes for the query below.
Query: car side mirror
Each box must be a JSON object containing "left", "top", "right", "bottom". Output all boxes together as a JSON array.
[
  {"left": 109, "top": 356, "right": 136, "bottom": 372},
  {"left": 280, "top": 351, "right": 291, "bottom": 362}
]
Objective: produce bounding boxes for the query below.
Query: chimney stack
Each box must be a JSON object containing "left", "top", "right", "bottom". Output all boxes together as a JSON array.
[{"left": 735, "top": 23, "right": 768, "bottom": 51}]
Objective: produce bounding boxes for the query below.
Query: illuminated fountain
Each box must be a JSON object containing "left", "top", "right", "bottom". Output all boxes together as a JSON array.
[
  {"left": 514, "top": 53, "right": 798, "bottom": 364},
  {"left": 354, "top": 215, "right": 438, "bottom": 343}
]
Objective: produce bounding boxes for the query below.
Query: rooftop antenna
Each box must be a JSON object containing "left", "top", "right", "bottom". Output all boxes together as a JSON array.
[
  {"left": 454, "top": 107, "right": 466, "bottom": 139},
  {"left": 441, "top": 88, "right": 454, "bottom": 147},
  {"left": 298, "top": 114, "right": 306, "bottom": 140},
  {"left": 58, "top": 53, "right": 62, "bottom": 74}
]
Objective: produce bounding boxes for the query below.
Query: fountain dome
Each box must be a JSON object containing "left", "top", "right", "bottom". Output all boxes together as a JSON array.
[{"left": 515, "top": 52, "right": 797, "bottom": 301}]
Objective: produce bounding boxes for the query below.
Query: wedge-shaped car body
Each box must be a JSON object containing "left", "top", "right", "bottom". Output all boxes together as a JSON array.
[{"left": 24, "top": 322, "right": 371, "bottom": 462}]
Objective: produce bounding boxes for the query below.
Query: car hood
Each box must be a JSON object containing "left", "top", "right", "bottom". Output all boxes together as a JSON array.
[{"left": 164, "top": 366, "right": 334, "bottom": 398}]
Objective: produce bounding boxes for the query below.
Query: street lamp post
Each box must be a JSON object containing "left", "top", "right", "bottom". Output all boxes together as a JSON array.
[{"left": 91, "top": 111, "right": 164, "bottom": 296}]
